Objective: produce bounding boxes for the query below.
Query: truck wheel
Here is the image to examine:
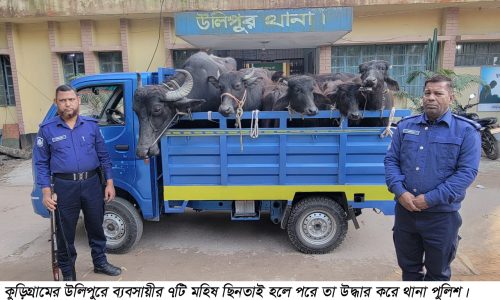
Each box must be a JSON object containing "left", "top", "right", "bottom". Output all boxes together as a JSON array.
[
  {"left": 287, "top": 196, "right": 347, "bottom": 254},
  {"left": 103, "top": 197, "right": 143, "bottom": 254}
]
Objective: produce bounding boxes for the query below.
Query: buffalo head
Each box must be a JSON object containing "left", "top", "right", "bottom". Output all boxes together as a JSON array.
[
  {"left": 208, "top": 68, "right": 269, "bottom": 116},
  {"left": 133, "top": 69, "right": 204, "bottom": 158},
  {"left": 322, "top": 79, "right": 344, "bottom": 100},
  {"left": 274, "top": 75, "right": 321, "bottom": 116},
  {"left": 336, "top": 82, "right": 363, "bottom": 121},
  {"left": 359, "top": 60, "right": 399, "bottom": 92}
]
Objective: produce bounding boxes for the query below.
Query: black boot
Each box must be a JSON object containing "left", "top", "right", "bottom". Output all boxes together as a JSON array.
[
  {"left": 63, "top": 275, "right": 76, "bottom": 281},
  {"left": 94, "top": 262, "right": 122, "bottom": 276}
]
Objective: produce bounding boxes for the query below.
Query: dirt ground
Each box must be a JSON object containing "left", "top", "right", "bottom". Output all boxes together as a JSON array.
[
  {"left": 453, "top": 159, "right": 500, "bottom": 281},
  {"left": 0, "top": 155, "right": 21, "bottom": 179},
  {"left": 0, "top": 155, "right": 498, "bottom": 281}
]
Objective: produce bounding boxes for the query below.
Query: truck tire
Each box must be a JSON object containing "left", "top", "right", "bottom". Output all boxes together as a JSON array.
[
  {"left": 287, "top": 196, "right": 348, "bottom": 254},
  {"left": 103, "top": 197, "right": 143, "bottom": 254}
]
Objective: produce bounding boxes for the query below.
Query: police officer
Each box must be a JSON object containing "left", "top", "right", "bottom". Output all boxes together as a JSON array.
[
  {"left": 34, "top": 84, "right": 121, "bottom": 280},
  {"left": 384, "top": 75, "right": 481, "bottom": 281}
]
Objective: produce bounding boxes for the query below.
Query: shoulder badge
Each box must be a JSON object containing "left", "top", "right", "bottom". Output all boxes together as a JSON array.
[
  {"left": 452, "top": 114, "right": 481, "bottom": 130},
  {"left": 39, "top": 116, "right": 59, "bottom": 128},
  {"left": 396, "top": 113, "right": 421, "bottom": 125},
  {"left": 36, "top": 137, "right": 44, "bottom": 148}
]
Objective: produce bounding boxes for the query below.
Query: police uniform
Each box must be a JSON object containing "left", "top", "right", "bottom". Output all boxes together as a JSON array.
[
  {"left": 384, "top": 109, "right": 481, "bottom": 281},
  {"left": 34, "top": 115, "right": 113, "bottom": 278}
]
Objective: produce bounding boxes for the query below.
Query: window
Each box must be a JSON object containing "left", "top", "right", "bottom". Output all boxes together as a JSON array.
[
  {"left": 331, "top": 44, "right": 428, "bottom": 97},
  {"left": 0, "top": 55, "right": 15, "bottom": 106},
  {"left": 77, "top": 84, "right": 125, "bottom": 126},
  {"left": 61, "top": 53, "right": 85, "bottom": 83},
  {"left": 172, "top": 49, "right": 199, "bottom": 68},
  {"left": 455, "top": 42, "right": 500, "bottom": 66},
  {"left": 98, "top": 52, "right": 123, "bottom": 73}
]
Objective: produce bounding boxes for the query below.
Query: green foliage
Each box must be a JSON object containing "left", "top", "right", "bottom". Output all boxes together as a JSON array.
[
  {"left": 425, "top": 28, "right": 438, "bottom": 72},
  {"left": 396, "top": 69, "right": 489, "bottom": 112},
  {"left": 66, "top": 73, "right": 85, "bottom": 84}
]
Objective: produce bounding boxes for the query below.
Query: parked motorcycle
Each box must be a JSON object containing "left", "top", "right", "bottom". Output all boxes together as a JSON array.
[{"left": 453, "top": 94, "right": 499, "bottom": 160}]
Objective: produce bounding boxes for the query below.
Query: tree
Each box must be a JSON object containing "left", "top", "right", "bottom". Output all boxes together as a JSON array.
[{"left": 395, "top": 69, "right": 490, "bottom": 112}]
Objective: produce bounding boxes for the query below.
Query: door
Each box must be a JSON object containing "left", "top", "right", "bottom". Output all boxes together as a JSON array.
[{"left": 75, "top": 80, "right": 136, "bottom": 186}]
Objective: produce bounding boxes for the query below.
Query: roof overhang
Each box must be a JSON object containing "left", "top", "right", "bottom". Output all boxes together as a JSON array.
[{"left": 175, "top": 7, "right": 352, "bottom": 50}]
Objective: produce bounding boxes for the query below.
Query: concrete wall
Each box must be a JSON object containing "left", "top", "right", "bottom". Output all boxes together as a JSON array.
[
  {"left": 94, "top": 19, "right": 120, "bottom": 47},
  {"left": 0, "top": 1, "right": 492, "bottom": 18},
  {"left": 343, "top": 10, "right": 441, "bottom": 43},
  {"left": 0, "top": 23, "right": 7, "bottom": 48},
  {"left": 128, "top": 18, "right": 165, "bottom": 72},
  {"left": 14, "top": 23, "right": 54, "bottom": 133},
  {"left": 56, "top": 21, "right": 81, "bottom": 48},
  {"left": 0, "top": 1, "right": 499, "bottom": 133},
  {"left": 460, "top": 8, "right": 500, "bottom": 36},
  {"left": 0, "top": 107, "right": 18, "bottom": 126}
]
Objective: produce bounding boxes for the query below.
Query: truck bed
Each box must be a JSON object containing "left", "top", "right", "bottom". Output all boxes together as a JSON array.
[{"left": 160, "top": 109, "right": 411, "bottom": 215}]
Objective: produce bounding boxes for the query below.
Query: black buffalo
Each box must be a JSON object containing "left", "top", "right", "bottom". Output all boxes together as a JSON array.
[
  {"left": 208, "top": 68, "right": 272, "bottom": 117},
  {"left": 263, "top": 75, "right": 325, "bottom": 115},
  {"left": 332, "top": 60, "right": 398, "bottom": 127},
  {"left": 334, "top": 82, "right": 364, "bottom": 122},
  {"left": 314, "top": 72, "right": 360, "bottom": 86},
  {"left": 133, "top": 52, "right": 236, "bottom": 158},
  {"left": 356, "top": 60, "right": 397, "bottom": 126},
  {"left": 261, "top": 75, "right": 331, "bottom": 127}
]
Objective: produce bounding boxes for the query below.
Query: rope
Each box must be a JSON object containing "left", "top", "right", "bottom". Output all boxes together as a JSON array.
[
  {"left": 339, "top": 115, "right": 345, "bottom": 129},
  {"left": 149, "top": 111, "right": 183, "bottom": 149},
  {"left": 329, "top": 103, "right": 336, "bottom": 119},
  {"left": 236, "top": 106, "right": 244, "bottom": 151},
  {"left": 250, "top": 110, "right": 259, "bottom": 139},
  {"left": 221, "top": 90, "right": 247, "bottom": 128},
  {"left": 286, "top": 104, "right": 304, "bottom": 121},
  {"left": 359, "top": 91, "right": 368, "bottom": 119},
  {"left": 380, "top": 106, "right": 396, "bottom": 138},
  {"left": 221, "top": 90, "right": 248, "bottom": 151}
]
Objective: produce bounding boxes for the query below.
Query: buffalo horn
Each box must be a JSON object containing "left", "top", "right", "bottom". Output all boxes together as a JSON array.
[
  {"left": 165, "top": 69, "right": 194, "bottom": 101},
  {"left": 242, "top": 68, "right": 255, "bottom": 81}
]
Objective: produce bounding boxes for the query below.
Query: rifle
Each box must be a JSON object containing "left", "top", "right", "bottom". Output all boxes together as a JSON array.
[
  {"left": 50, "top": 189, "right": 77, "bottom": 281},
  {"left": 50, "top": 192, "right": 60, "bottom": 281}
]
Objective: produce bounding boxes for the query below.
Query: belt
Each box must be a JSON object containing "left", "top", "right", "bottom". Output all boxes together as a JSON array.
[{"left": 53, "top": 170, "right": 98, "bottom": 181}]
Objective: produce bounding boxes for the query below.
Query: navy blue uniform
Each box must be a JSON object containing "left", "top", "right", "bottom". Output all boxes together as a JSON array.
[
  {"left": 384, "top": 109, "right": 481, "bottom": 280},
  {"left": 34, "top": 115, "right": 113, "bottom": 277}
]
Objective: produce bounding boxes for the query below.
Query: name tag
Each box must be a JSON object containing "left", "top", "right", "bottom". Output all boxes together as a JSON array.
[
  {"left": 402, "top": 129, "right": 419, "bottom": 136},
  {"left": 52, "top": 135, "right": 67, "bottom": 143}
]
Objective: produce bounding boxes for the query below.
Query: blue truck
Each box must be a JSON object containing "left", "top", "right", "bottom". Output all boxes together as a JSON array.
[{"left": 31, "top": 68, "right": 411, "bottom": 254}]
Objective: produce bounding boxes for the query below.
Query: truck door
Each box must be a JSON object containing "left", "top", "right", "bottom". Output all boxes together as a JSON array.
[{"left": 74, "top": 80, "right": 136, "bottom": 189}]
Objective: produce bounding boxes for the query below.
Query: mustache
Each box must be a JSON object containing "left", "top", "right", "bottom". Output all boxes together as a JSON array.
[{"left": 58, "top": 108, "right": 79, "bottom": 118}]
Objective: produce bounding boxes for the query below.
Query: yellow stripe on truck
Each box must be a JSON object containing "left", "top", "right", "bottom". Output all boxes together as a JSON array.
[{"left": 164, "top": 185, "right": 393, "bottom": 201}]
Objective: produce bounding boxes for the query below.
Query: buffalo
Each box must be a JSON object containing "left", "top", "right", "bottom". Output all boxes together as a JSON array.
[
  {"left": 261, "top": 75, "right": 332, "bottom": 127},
  {"left": 332, "top": 60, "right": 398, "bottom": 127},
  {"left": 263, "top": 75, "right": 325, "bottom": 115},
  {"left": 359, "top": 60, "right": 399, "bottom": 92},
  {"left": 208, "top": 68, "right": 272, "bottom": 117},
  {"left": 314, "top": 72, "right": 360, "bottom": 86},
  {"left": 356, "top": 60, "right": 397, "bottom": 126},
  {"left": 133, "top": 51, "right": 236, "bottom": 158}
]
